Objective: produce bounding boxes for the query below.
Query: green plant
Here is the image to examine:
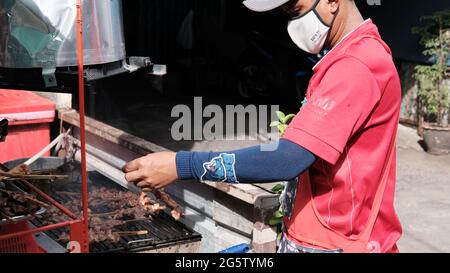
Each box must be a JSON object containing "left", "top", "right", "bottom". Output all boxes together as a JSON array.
[
  {"left": 270, "top": 111, "right": 296, "bottom": 136},
  {"left": 268, "top": 111, "right": 296, "bottom": 239},
  {"left": 268, "top": 183, "right": 285, "bottom": 227},
  {"left": 413, "top": 10, "right": 450, "bottom": 127}
]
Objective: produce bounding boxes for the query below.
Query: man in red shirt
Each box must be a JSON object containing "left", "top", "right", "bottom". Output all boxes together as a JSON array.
[{"left": 123, "top": 0, "right": 402, "bottom": 253}]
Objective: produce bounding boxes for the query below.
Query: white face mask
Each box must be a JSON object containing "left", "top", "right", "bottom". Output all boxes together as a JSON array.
[{"left": 287, "top": 1, "right": 332, "bottom": 54}]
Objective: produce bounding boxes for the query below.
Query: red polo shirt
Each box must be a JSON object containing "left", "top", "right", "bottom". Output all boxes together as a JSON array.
[{"left": 283, "top": 19, "right": 402, "bottom": 253}]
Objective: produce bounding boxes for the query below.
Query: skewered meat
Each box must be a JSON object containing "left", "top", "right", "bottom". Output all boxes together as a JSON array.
[
  {"left": 0, "top": 188, "right": 43, "bottom": 219},
  {"left": 8, "top": 159, "right": 184, "bottom": 244},
  {"left": 139, "top": 192, "right": 166, "bottom": 214},
  {"left": 39, "top": 185, "right": 166, "bottom": 243},
  {"left": 57, "top": 229, "right": 121, "bottom": 244},
  {"left": 0, "top": 164, "right": 30, "bottom": 181},
  {"left": 152, "top": 189, "right": 184, "bottom": 220}
]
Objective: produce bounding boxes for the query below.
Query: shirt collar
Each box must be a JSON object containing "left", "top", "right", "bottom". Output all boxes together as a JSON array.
[{"left": 313, "top": 19, "right": 373, "bottom": 72}]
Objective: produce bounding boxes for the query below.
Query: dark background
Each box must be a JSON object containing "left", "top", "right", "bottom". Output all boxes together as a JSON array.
[
  {"left": 123, "top": 0, "right": 450, "bottom": 65},
  {"left": 357, "top": 0, "right": 450, "bottom": 63},
  {"left": 119, "top": 0, "right": 450, "bottom": 105}
]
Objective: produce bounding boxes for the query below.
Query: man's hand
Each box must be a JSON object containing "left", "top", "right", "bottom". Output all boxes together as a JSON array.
[{"left": 122, "top": 152, "right": 178, "bottom": 191}]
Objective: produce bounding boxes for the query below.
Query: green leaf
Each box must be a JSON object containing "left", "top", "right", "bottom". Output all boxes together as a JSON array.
[
  {"left": 273, "top": 210, "right": 284, "bottom": 218},
  {"left": 277, "top": 124, "right": 288, "bottom": 134},
  {"left": 281, "top": 114, "right": 296, "bottom": 124},
  {"left": 271, "top": 184, "right": 285, "bottom": 194},
  {"left": 276, "top": 111, "right": 285, "bottom": 121},
  {"left": 270, "top": 121, "right": 280, "bottom": 127},
  {"left": 269, "top": 217, "right": 282, "bottom": 226},
  {"left": 269, "top": 209, "right": 284, "bottom": 226},
  {"left": 412, "top": 9, "right": 450, "bottom": 125},
  {"left": 277, "top": 232, "right": 283, "bottom": 242}
]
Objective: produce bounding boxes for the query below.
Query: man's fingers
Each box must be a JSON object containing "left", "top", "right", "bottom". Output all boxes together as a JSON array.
[
  {"left": 122, "top": 159, "right": 140, "bottom": 173},
  {"left": 137, "top": 181, "right": 154, "bottom": 189},
  {"left": 142, "top": 187, "right": 155, "bottom": 193},
  {"left": 124, "top": 170, "right": 143, "bottom": 183}
]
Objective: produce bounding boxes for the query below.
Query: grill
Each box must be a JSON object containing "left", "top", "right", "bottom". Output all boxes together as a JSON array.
[
  {"left": 5, "top": 158, "right": 201, "bottom": 253},
  {"left": 33, "top": 211, "right": 201, "bottom": 253}
]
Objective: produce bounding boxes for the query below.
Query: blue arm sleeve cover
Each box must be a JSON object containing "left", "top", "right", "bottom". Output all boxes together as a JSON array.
[{"left": 175, "top": 139, "right": 316, "bottom": 183}]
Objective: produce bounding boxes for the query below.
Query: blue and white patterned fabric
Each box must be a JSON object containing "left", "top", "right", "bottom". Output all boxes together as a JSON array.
[{"left": 201, "top": 153, "right": 238, "bottom": 183}]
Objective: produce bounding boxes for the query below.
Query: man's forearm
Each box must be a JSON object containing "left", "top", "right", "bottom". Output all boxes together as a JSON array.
[{"left": 175, "top": 139, "right": 316, "bottom": 183}]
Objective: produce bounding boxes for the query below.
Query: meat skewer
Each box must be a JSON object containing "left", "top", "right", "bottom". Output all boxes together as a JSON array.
[
  {"left": 0, "top": 172, "right": 68, "bottom": 181},
  {"left": 0, "top": 210, "right": 16, "bottom": 222},
  {"left": 1, "top": 150, "right": 184, "bottom": 243},
  {"left": 139, "top": 192, "right": 166, "bottom": 214},
  {"left": 113, "top": 230, "right": 148, "bottom": 237},
  {"left": 22, "top": 196, "right": 50, "bottom": 208},
  {"left": 152, "top": 189, "right": 184, "bottom": 220},
  {"left": 0, "top": 188, "right": 44, "bottom": 222},
  {"left": 90, "top": 211, "right": 120, "bottom": 218},
  {"left": 39, "top": 185, "right": 164, "bottom": 244},
  {"left": 0, "top": 164, "right": 30, "bottom": 181},
  {"left": 55, "top": 191, "right": 80, "bottom": 197},
  {"left": 0, "top": 189, "right": 49, "bottom": 208},
  {"left": 123, "top": 218, "right": 149, "bottom": 223},
  {"left": 28, "top": 169, "right": 59, "bottom": 175},
  {"left": 0, "top": 133, "right": 65, "bottom": 181}
]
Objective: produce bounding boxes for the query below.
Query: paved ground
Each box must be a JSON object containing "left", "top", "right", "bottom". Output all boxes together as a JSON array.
[{"left": 396, "top": 125, "right": 450, "bottom": 253}]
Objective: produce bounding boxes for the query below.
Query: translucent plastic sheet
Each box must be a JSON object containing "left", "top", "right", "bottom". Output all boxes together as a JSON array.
[{"left": 0, "top": 0, "right": 126, "bottom": 68}]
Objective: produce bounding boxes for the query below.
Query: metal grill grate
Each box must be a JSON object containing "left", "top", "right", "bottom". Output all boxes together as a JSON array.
[{"left": 23, "top": 159, "right": 201, "bottom": 253}]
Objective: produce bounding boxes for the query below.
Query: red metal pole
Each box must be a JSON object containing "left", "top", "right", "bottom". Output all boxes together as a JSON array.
[
  {"left": 0, "top": 220, "right": 81, "bottom": 241},
  {"left": 76, "top": 0, "right": 89, "bottom": 253},
  {"left": 20, "top": 180, "right": 78, "bottom": 219},
  {"left": 0, "top": 163, "right": 78, "bottom": 219}
]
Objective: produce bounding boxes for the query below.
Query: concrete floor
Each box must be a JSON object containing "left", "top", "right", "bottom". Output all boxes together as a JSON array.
[{"left": 396, "top": 125, "right": 450, "bottom": 253}]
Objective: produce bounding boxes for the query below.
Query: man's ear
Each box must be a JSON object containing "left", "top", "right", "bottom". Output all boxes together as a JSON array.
[{"left": 327, "top": 0, "right": 339, "bottom": 14}]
